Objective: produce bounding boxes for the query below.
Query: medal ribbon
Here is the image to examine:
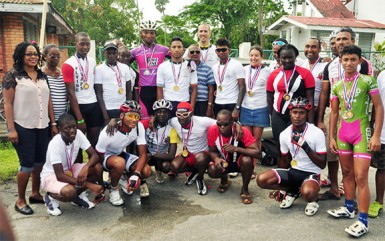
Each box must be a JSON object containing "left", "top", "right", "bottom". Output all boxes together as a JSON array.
[
  {"left": 291, "top": 123, "right": 308, "bottom": 160},
  {"left": 337, "top": 61, "right": 344, "bottom": 83},
  {"left": 217, "top": 58, "right": 230, "bottom": 86},
  {"left": 181, "top": 119, "right": 193, "bottom": 150},
  {"left": 282, "top": 66, "right": 296, "bottom": 94},
  {"left": 342, "top": 73, "right": 360, "bottom": 110},
  {"left": 310, "top": 57, "right": 321, "bottom": 72},
  {"left": 155, "top": 125, "right": 167, "bottom": 153},
  {"left": 171, "top": 62, "right": 183, "bottom": 87},
  {"left": 108, "top": 63, "right": 122, "bottom": 88},
  {"left": 248, "top": 65, "right": 262, "bottom": 91},
  {"left": 199, "top": 45, "right": 210, "bottom": 63},
  {"left": 74, "top": 55, "right": 89, "bottom": 83},
  {"left": 219, "top": 130, "right": 233, "bottom": 161},
  {"left": 142, "top": 44, "right": 157, "bottom": 71},
  {"left": 65, "top": 143, "right": 75, "bottom": 172}
]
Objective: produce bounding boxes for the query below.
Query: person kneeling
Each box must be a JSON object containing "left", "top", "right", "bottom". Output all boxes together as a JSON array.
[
  {"left": 40, "top": 114, "right": 104, "bottom": 216},
  {"left": 96, "top": 100, "right": 151, "bottom": 206},
  {"left": 257, "top": 98, "right": 326, "bottom": 216}
]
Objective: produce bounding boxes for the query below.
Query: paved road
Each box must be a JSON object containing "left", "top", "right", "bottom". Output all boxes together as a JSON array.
[{"left": 1, "top": 166, "right": 384, "bottom": 241}]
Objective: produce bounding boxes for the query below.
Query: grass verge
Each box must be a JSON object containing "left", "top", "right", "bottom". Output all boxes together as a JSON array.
[{"left": 0, "top": 142, "right": 18, "bottom": 182}]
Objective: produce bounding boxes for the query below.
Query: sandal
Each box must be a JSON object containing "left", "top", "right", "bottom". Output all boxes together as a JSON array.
[
  {"left": 317, "top": 190, "right": 340, "bottom": 201},
  {"left": 345, "top": 221, "right": 368, "bottom": 237},
  {"left": 269, "top": 190, "right": 279, "bottom": 199},
  {"left": 240, "top": 193, "right": 253, "bottom": 204},
  {"left": 217, "top": 181, "right": 231, "bottom": 193},
  {"left": 368, "top": 201, "right": 383, "bottom": 218},
  {"left": 305, "top": 202, "right": 319, "bottom": 216}
]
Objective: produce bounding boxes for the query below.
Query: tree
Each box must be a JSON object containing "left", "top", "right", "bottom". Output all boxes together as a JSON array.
[
  {"left": 156, "top": 15, "right": 195, "bottom": 48},
  {"left": 155, "top": 0, "right": 170, "bottom": 45},
  {"left": 51, "top": 0, "right": 139, "bottom": 46}
]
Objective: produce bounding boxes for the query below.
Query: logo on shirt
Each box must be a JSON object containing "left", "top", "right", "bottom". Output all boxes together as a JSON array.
[{"left": 147, "top": 58, "right": 158, "bottom": 67}]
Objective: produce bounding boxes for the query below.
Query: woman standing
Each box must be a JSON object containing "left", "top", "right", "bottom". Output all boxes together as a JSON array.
[
  {"left": 2, "top": 42, "right": 57, "bottom": 215},
  {"left": 42, "top": 44, "right": 67, "bottom": 122},
  {"left": 240, "top": 46, "right": 271, "bottom": 152}
]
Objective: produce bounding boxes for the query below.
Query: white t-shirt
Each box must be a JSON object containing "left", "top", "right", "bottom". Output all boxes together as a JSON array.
[
  {"left": 62, "top": 55, "right": 97, "bottom": 104},
  {"left": 213, "top": 58, "right": 245, "bottom": 104},
  {"left": 157, "top": 61, "right": 198, "bottom": 102},
  {"left": 242, "top": 65, "right": 270, "bottom": 109},
  {"left": 41, "top": 130, "right": 91, "bottom": 179},
  {"left": 300, "top": 59, "right": 327, "bottom": 107},
  {"left": 170, "top": 116, "right": 216, "bottom": 154},
  {"left": 96, "top": 122, "right": 146, "bottom": 161},
  {"left": 279, "top": 123, "right": 326, "bottom": 174},
  {"left": 95, "top": 62, "right": 135, "bottom": 110},
  {"left": 377, "top": 71, "right": 385, "bottom": 144}
]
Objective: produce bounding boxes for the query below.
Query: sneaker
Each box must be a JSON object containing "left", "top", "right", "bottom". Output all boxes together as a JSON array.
[
  {"left": 327, "top": 206, "right": 354, "bottom": 219},
  {"left": 71, "top": 191, "right": 95, "bottom": 209},
  {"left": 155, "top": 171, "right": 165, "bottom": 184},
  {"left": 320, "top": 176, "right": 331, "bottom": 187},
  {"left": 345, "top": 220, "right": 368, "bottom": 237},
  {"left": 279, "top": 194, "right": 296, "bottom": 209},
  {"left": 196, "top": 179, "right": 207, "bottom": 195},
  {"left": 109, "top": 189, "right": 124, "bottom": 206},
  {"left": 368, "top": 201, "right": 383, "bottom": 218},
  {"left": 44, "top": 193, "right": 62, "bottom": 216},
  {"left": 140, "top": 183, "right": 150, "bottom": 197},
  {"left": 229, "top": 172, "right": 238, "bottom": 178},
  {"left": 185, "top": 171, "right": 198, "bottom": 186},
  {"left": 305, "top": 202, "right": 319, "bottom": 216},
  {"left": 119, "top": 178, "right": 133, "bottom": 195}
]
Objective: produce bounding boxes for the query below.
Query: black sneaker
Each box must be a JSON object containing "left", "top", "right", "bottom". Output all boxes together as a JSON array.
[
  {"left": 185, "top": 171, "right": 198, "bottom": 185},
  {"left": 71, "top": 191, "right": 95, "bottom": 209},
  {"left": 196, "top": 179, "right": 207, "bottom": 195}
]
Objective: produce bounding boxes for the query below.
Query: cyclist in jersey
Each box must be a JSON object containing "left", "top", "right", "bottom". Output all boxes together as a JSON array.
[
  {"left": 129, "top": 20, "right": 170, "bottom": 119},
  {"left": 257, "top": 97, "right": 326, "bottom": 216},
  {"left": 327, "top": 45, "right": 383, "bottom": 238}
]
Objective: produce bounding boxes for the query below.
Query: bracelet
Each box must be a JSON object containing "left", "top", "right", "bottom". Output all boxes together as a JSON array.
[
  {"left": 77, "top": 119, "right": 85, "bottom": 124},
  {"left": 51, "top": 123, "right": 57, "bottom": 126}
]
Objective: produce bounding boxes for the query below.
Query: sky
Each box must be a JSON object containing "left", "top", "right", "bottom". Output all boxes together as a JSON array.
[{"left": 138, "top": 0, "right": 196, "bottom": 21}]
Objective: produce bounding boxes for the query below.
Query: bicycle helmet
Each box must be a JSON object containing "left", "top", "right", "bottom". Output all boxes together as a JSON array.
[
  {"left": 120, "top": 100, "right": 142, "bottom": 113},
  {"left": 288, "top": 97, "right": 312, "bottom": 111},
  {"left": 153, "top": 99, "right": 173, "bottom": 111},
  {"left": 140, "top": 20, "right": 158, "bottom": 31},
  {"left": 329, "top": 30, "right": 337, "bottom": 40}
]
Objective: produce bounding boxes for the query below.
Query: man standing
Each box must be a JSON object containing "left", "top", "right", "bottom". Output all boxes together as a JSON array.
[
  {"left": 129, "top": 20, "right": 169, "bottom": 119},
  {"left": 207, "top": 109, "right": 259, "bottom": 204},
  {"left": 269, "top": 38, "right": 288, "bottom": 72},
  {"left": 95, "top": 42, "right": 134, "bottom": 124},
  {"left": 257, "top": 97, "right": 326, "bottom": 216},
  {"left": 157, "top": 37, "right": 198, "bottom": 117},
  {"left": 317, "top": 27, "right": 373, "bottom": 201},
  {"left": 62, "top": 32, "right": 102, "bottom": 147},
  {"left": 212, "top": 38, "right": 245, "bottom": 120},
  {"left": 187, "top": 44, "right": 215, "bottom": 117}
]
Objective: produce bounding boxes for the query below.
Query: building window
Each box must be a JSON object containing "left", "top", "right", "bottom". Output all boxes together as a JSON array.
[{"left": 23, "top": 19, "right": 38, "bottom": 42}]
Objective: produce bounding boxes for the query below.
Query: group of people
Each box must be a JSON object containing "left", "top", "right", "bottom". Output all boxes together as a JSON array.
[{"left": 2, "top": 19, "right": 384, "bottom": 238}]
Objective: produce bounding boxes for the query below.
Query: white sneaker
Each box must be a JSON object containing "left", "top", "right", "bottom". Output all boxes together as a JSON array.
[
  {"left": 140, "top": 183, "right": 150, "bottom": 197},
  {"left": 119, "top": 177, "right": 133, "bottom": 195},
  {"left": 279, "top": 194, "right": 295, "bottom": 209},
  {"left": 155, "top": 171, "right": 165, "bottom": 184},
  {"left": 44, "top": 193, "right": 62, "bottom": 216},
  {"left": 229, "top": 172, "right": 238, "bottom": 178},
  {"left": 71, "top": 191, "right": 95, "bottom": 209},
  {"left": 305, "top": 202, "right": 319, "bottom": 216},
  {"left": 327, "top": 206, "right": 355, "bottom": 219},
  {"left": 109, "top": 189, "right": 124, "bottom": 206},
  {"left": 345, "top": 220, "right": 368, "bottom": 237}
]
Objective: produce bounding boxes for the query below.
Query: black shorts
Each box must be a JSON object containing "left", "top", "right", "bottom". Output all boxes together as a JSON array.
[
  {"left": 194, "top": 101, "right": 208, "bottom": 117},
  {"left": 273, "top": 168, "right": 320, "bottom": 193},
  {"left": 213, "top": 103, "right": 236, "bottom": 118},
  {"left": 271, "top": 110, "right": 291, "bottom": 143},
  {"left": 139, "top": 86, "right": 157, "bottom": 116},
  {"left": 72, "top": 102, "right": 103, "bottom": 128},
  {"left": 107, "top": 109, "right": 121, "bottom": 119},
  {"left": 371, "top": 144, "right": 385, "bottom": 169}
]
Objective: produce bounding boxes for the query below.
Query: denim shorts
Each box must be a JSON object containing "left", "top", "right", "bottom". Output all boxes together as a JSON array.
[{"left": 240, "top": 106, "right": 270, "bottom": 127}]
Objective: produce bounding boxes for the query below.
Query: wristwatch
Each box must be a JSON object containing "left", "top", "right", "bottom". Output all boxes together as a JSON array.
[{"left": 235, "top": 105, "right": 240, "bottom": 110}]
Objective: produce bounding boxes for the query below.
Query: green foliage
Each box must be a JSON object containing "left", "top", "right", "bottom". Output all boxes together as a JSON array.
[
  {"left": 372, "top": 40, "right": 385, "bottom": 76},
  {"left": 51, "top": 0, "right": 139, "bottom": 46},
  {"left": 157, "top": 15, "right": 196, "bottom": 47},
  {"left": 0, "top": 142, "right": 18, "bottom": 182}
]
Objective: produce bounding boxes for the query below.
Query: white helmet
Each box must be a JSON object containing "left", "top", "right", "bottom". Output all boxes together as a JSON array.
[
  {"left": 140, "top": 20, "right": 158, "bottom": 31},
  {"left": 153, "top": 99, "right": 173, "bottom": 111}
]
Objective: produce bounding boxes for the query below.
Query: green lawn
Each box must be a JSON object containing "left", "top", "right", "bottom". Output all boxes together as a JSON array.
[{"left": 0, "top": 142, "right": 18, "bottom": 182}]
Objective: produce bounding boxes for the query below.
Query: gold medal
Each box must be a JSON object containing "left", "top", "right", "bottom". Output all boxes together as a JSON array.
[
  {"left": 218, "top": 85, "right": 223, "bottom": 91},
  {"left": 283, "top": 93, "right": 291, "bottom": 101},
  {"left": 248, "top": 90, "right": 253, "bottom": 97},
  {"left": 221, "top": 161, "right": 228, "bottom": 168},
  {"left": 290, "top": 160, "right": 297, "bottom": 167},
  {"left": 144, "top": 69, "right": 150, "bottom": 75},
  {"left": 182, "top": 149, "right": 189, "bottom": 158},
  {"left": 173, "top": 85, "right": 179, "bottom": 91},
  {"left": 65, "top": 170, "right": 73, "bottom": 177},
  {"left": 118, "top": 87, "right": 124, "bottom": 94},
  {"left": 346, "top": 110, "right": 354, "bottom": 119},
  {"left": 83, "top": 83, "right": 89, "bottom": 89}
]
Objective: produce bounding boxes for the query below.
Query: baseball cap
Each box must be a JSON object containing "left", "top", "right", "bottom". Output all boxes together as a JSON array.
[
  {"left": 103, "top": 42, "right": 118, "bottom": 51},
  {"left": 176, "top": 102, "right": 192, "bottom": 112}
]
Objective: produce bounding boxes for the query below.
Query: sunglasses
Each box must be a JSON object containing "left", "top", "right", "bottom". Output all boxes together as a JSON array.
[
  {"left": 48, "top": 54, "right": 61, "bottom": 59},
  {"left": 215, "top": 48, "right": 228, "bottom": 53},
  {"left": 125, "top": 113, "right": 140, "bottom": 120},
  {"left": 176, "top": 111, "right": 191, "bottom": 118},
  {"left": 272, "top": 41, "right": 286, "bottom": 46},
  {"left": 216, "top": 122, "right": 230, "bottom": 127},
  {"left": 189, "top": 50, "right": 200, "bottom": 55},
  {"left": 25, "top": 53, "right": 39, "bottom": 57}
]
